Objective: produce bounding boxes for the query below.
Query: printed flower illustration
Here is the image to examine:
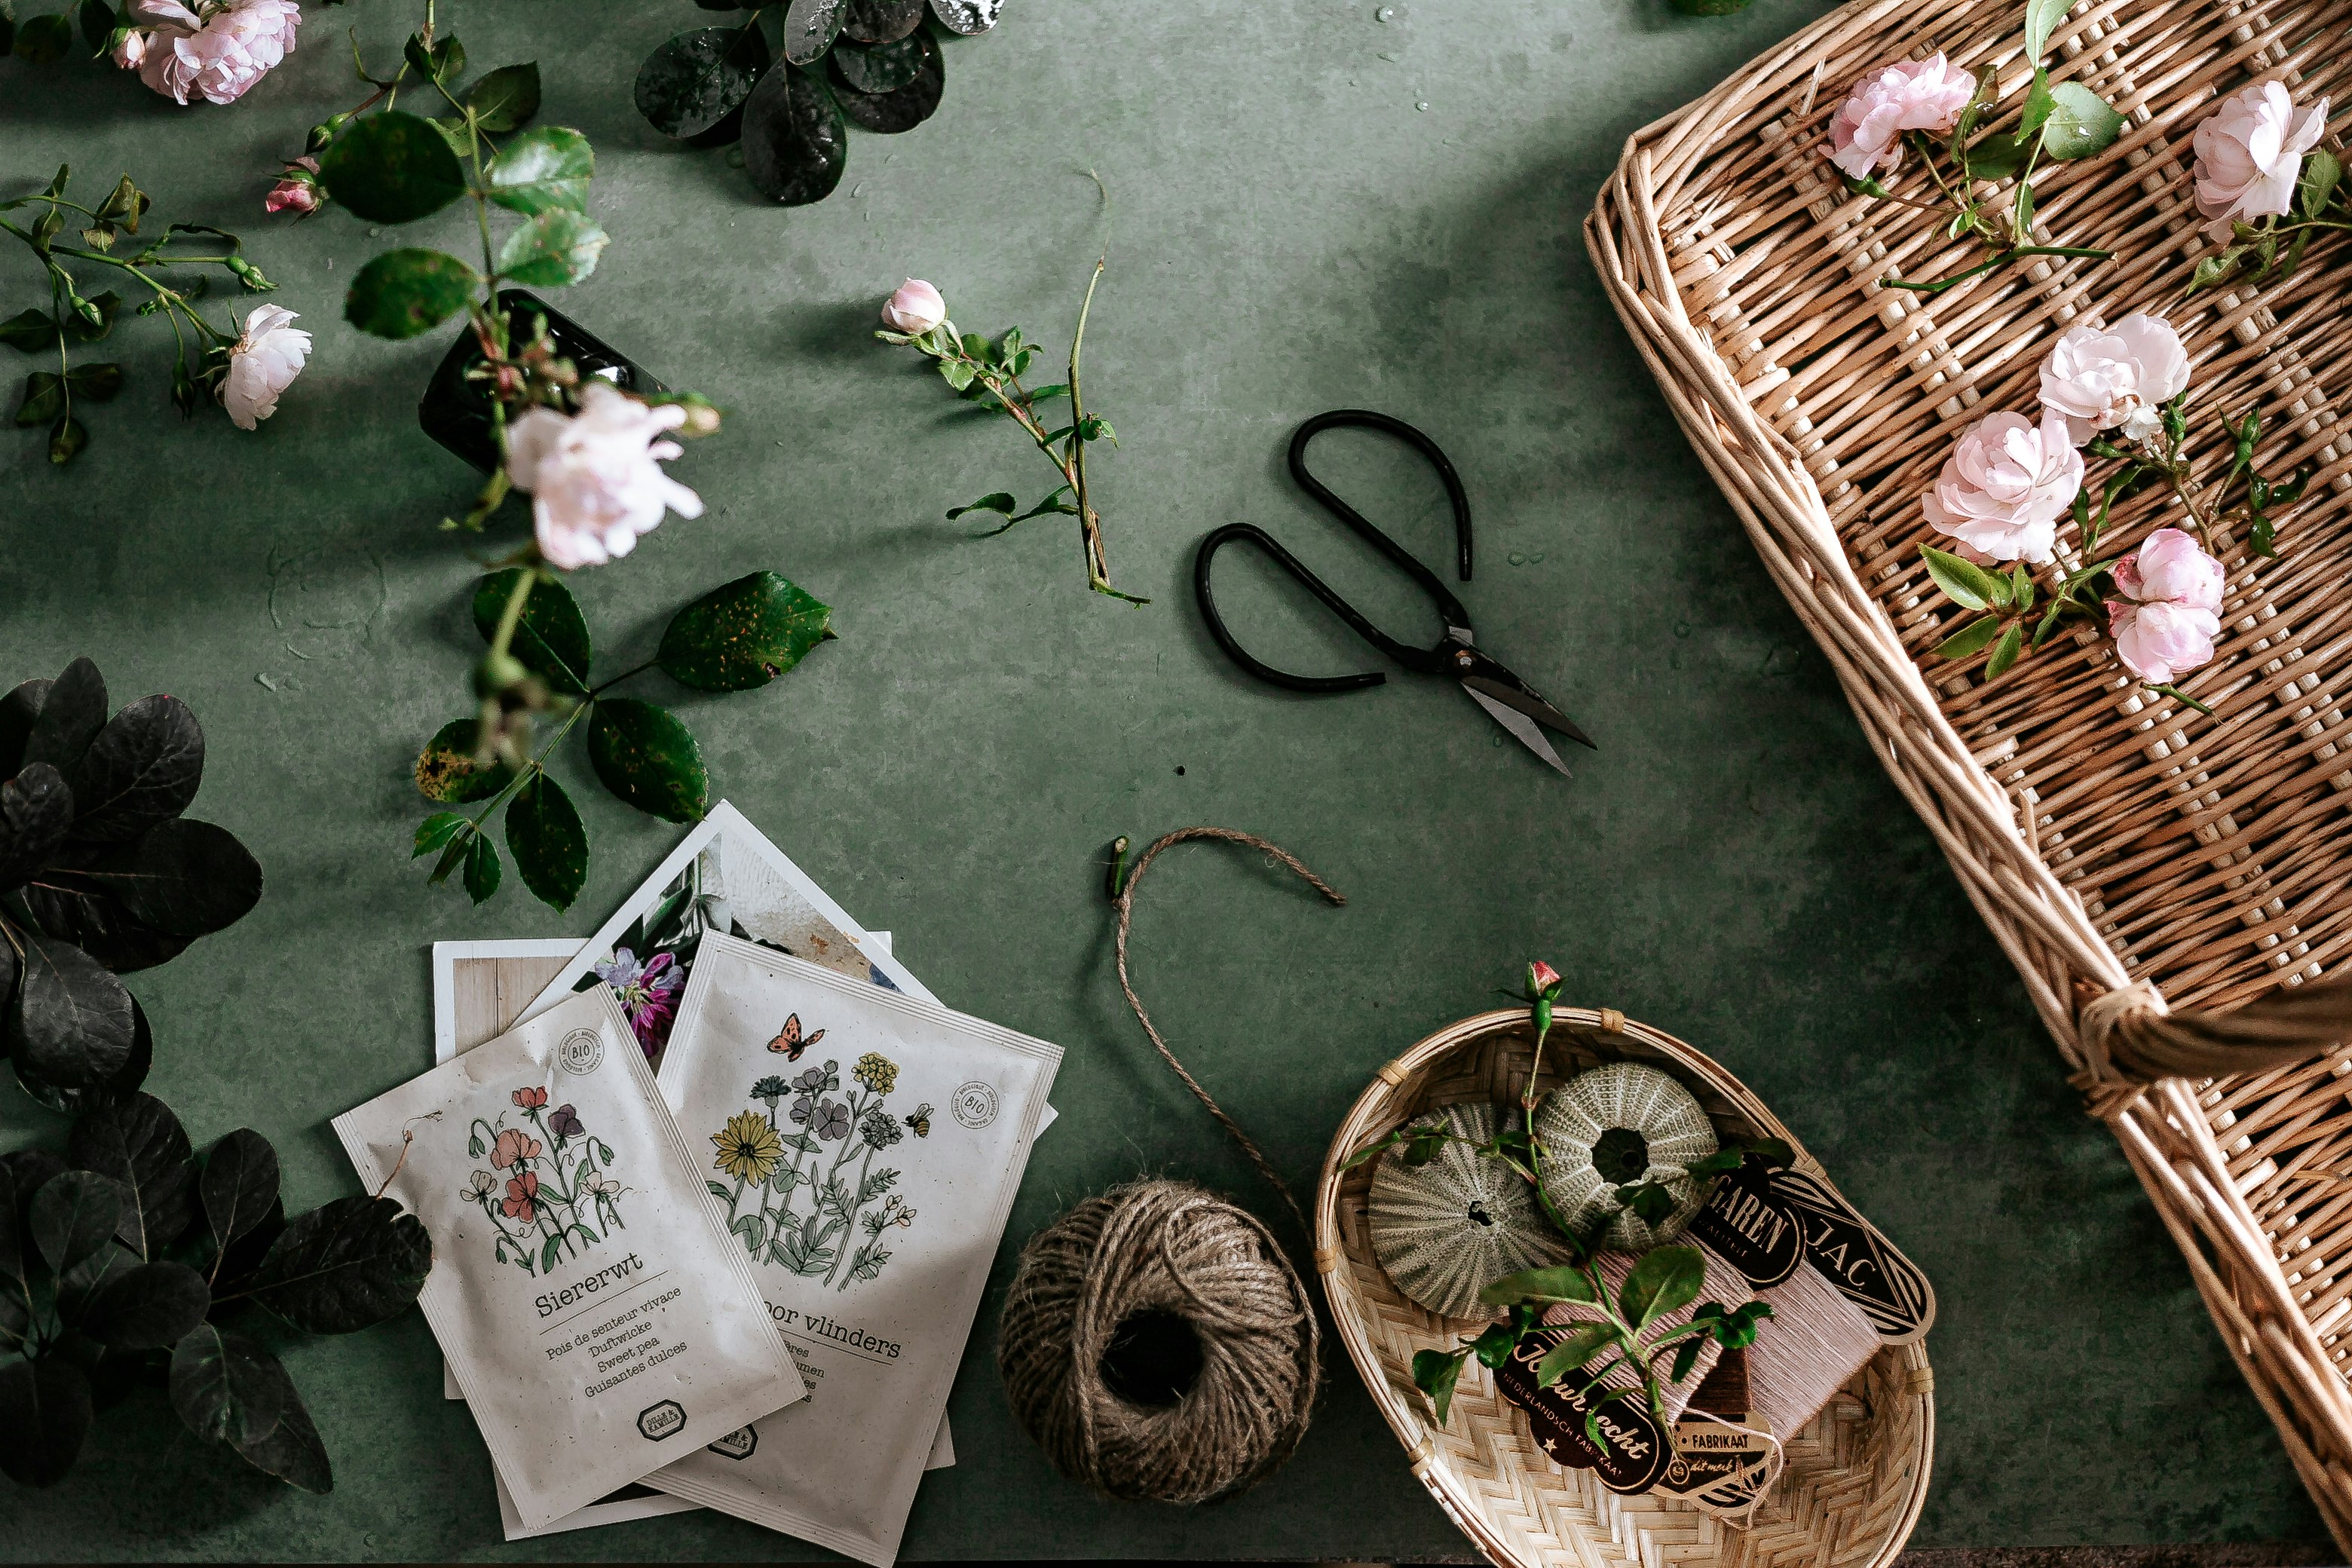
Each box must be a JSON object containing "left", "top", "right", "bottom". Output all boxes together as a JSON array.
[
  {"left": 547, "top": 1104, "right": 585, "bottom": 1139},
  {"left": 752, "top": 1075, "right": 792, "bottom": 1107},
  {"left": 463, "top": 1169, "right": 497, "bottom": 1202},
  {"left": 810, "top": 1098, "right": 851, "bottom": 1142},
  {"left": 712, "top": 1111, "right": 785, "bottom": 1185},
  {"left": 593, "top": 947, "right": 685, "bottom": 1057},
  {"left": 853, "top": 1052, "right": 900, "bottom": 1097},
  {"left": 502, "top": 1169, "right": 541, "bottom": 1221},
  {"left": 512, "top": 1086, "right": 548, "bottom": 1111},
  {"left": 492, "top": 1128, "right": 541, "bottom": 1171},
  {"left": 859, "top": 1107, "right": 905, "bottom": 1151}
]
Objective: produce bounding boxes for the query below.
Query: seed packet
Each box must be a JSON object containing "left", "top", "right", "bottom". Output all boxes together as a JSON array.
[
  {"left": 334, "top": 985, "right": 807, "bottom": 1530},
  {"left": 645, "top": 933, "right": 1063, "bottom": 1565}
]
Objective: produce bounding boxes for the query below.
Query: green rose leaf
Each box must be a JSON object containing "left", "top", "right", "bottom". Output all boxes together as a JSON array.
[
  {"left": 415, "top": 719, "right": 513, "bottom": 803},
  {"left": 506, "top": 771, "right": 587, "bottom": 912},
  {"left": 65, "top": 363, "right": 121, "bottom": 402},
  {"left": 0, "top": 1358, "right": 93, "bottom": 1488},
  {"left": 316, "top": 111, "right": 470, "bottom": 224},
  {"left": 467, "top": 60, "right": 542, "bottom": 133},
  {"left": 1618, "top": 1245, "right": 1705, "bottom": 1331},
  {"left": 1983, "top": 622, "right": 2026, "bottom": 681},
  {"left": 1919, "top": 544, "right": 2006, "bottom": 611},
  {"left": 402, "top": 28, "right": 464, "bottom": 84},
  {"left": 1534, "top": 1321, "right": 1616, "bottom": 1388},
  {"left": 635, "top": 25, "right": 772, "bottom": 142},
  {"left": 588, "top": 699, "right": 709, "bottom": 822},
  {"left": 1478, "top": 1264, "right": 1598, "bottom": 1307},
  {"left": 463, "top": 832, "right": 501, "bottom": 904},
  {"left": 1962, "top": 132, "right": 2029, "bottom": 182},
  {"left": 495, "top": 209, "right": 609, "bottom": 288},
  {"left": 1934, "top": 614, "right": 2004, "bottom": 660},
  {"left": 2023, "top": 0, "right": 2072, "bottom": 61},
  {"left": 485, "top": 126, "right": 594, "bottom": 216},
  {"left": 0, "top": 310, "right": 60, "bottom": 353},
  {"left": 1410, "top": 1346, "right": 1466, "bottom": 1424},
  {"left": 413, "top": 811, "right": 469, "bottom": 859},
  {"left": 472, "top": 568, "right": 591, "bottom": 694},
  {"left": 45, "top": 413, "right": 85, "bottom": 466},
  {"left": 345, "top": 248, "right": 479, "bottom": 341},
  {"left": 657, "top": 571, "right": 835, "bottom": 691},
  {"left": 12, "top": 12, "right": 74, "bottom": 63},
  {"left": 2301, "top": 148, "right": 2342, "bottom": 220},
  {"left": 169, "top": 1324, "right": 284, "bottom": 1445},
  {"left": 2040, "top": 82, "right": 2124, "bottom": 161},
  {"left": 243, "top": 1195, "right": 432, "bottom": 1334},
  {"left": 14, "top": 371, "right": 62, "bottom": 427}
]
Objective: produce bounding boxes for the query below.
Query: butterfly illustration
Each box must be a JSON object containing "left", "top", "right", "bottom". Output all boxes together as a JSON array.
[
  {"left": 766, "top": 1013, "right": 826, "bottom": 1060},
  {"left": 905, "top": 1103, "right": 933, "bottom": 1138}
]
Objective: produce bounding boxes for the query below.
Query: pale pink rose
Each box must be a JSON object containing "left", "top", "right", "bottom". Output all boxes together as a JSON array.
[
  {"left": 2038, "top": 314, "right": 2190, "bottom": 446},
  {"left": 880, "top": 279, "right": 945, "bottom": 335},
  {"left": 2107, "top": 527, "right": 2225, "bottom": 684},
  {"left": 217, "top": 303, "right": 309, "bottom": 430},
  {"left": 132, "top": 0, "right": 301, "bottom": 106},
  {"left": 265, "top": 156, "right": 321, "bottom": 216},
  {"left": 1827, "top": 53, "right": 1977, "bottom": 179},
  {"left": 1922, "top": 411, "right": 2084, "bottom": 564},
  {"left": 2193, "top": 81, "right": 2329, "bottom": 239},
  {"left": 112, "top": 29, "right": 148, "bottom": 68},
  {"left": 507, "top": 382, "right": 706, "bottom": 571}
]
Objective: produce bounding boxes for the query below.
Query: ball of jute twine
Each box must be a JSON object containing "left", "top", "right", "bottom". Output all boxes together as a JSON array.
[{"left": 996, "top": 828, "right": 1338, "bottom": 1505}]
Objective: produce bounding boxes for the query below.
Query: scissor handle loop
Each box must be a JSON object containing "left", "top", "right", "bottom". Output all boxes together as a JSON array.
[
  {"left": 1287, "top": 409, "right": 1474, "bottom": 632},
  {"left": 1193, "top": 524, "right": 1391, "bottom": 694}
]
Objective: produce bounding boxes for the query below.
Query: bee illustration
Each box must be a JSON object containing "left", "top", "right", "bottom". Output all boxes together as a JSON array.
[
  {"left": 766, "top": 1012, "right": 825, "bottom": 1061},
  {"left": 904, "top": 1103, "right": 933, "bottom": 1138}
]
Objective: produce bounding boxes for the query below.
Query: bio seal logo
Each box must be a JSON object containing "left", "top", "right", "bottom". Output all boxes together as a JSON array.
[
  {"left": 951, "top": 1080, "right": 998, "bottom": 1129},
  {"left": 637, "top": 1400, "right": 686, "bottom": 1441},
  {"left": 557, "top": 1027, "right": 605, "bottom": 1077}
]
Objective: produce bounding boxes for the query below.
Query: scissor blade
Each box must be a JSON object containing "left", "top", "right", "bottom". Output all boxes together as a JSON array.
[
  {"left": 1461, "top": 673, "right": 1597, "bottom": 751},
  {"left": 1465, "top": 685, "right": 1573, "bottom": 778}
]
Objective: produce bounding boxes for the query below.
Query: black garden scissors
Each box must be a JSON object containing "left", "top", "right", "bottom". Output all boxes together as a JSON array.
[{"left": 1193, "top": 409, "right": 1595, "bottom": 776}]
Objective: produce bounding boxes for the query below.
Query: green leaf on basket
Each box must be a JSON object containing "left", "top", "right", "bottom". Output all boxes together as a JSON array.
[
  {"left": 2040, "top": 82, "right": 2124, "bottom": 161},
  {"left": 1919, "top": 544, "right": 2004, "bottom": 611},
  {"left": 2023, "top": 0, "right": 2072, "bottom": 60},
  {"left": 506, "top": 772, "right": 587, "bottom": 912},
  {"left": 467, "top": 61, "right": 542, "bottom": 133},
  {"left": 2301, "top": 149, "right": 2342, "bottom": 221},
  {"left": 2017, "top": 67, "right": 2057, "bottom": 142},
  {"left": 657, "top": 571, "right": 835, "bottom": 691},
  {"left": 1535, "top": 1322, "right": 1616, "bottom": 1388},
  {"left": 495, "top": 210, "right": 608, "bottom": 288},
  {"left": 1983, "top": 622, "right": 2026, "bottom": 681},
  {"left": 1413, "top": 1347, "right": 1465, "bottom": 1423},
  {"left": 1618, "top": 1245, "right": 1705, "bottom": 1331},
  {"left": 485, "top": 126, "right": 594, "bottom": 216},
  {"left": 1479, "top": 1264, "right": 1598, "bottom": 1307},
  {"left": 587, "top": 698, "right": 708, "bottom": 822},
  {"left": 316, "top": 111, "right": 470, "bottom": 224},
  {"left": 471, "top": 568, "right": 591, "bottom": 694},
  {"left": 345, "top": 249, "right": 478, "bottom": 340}
]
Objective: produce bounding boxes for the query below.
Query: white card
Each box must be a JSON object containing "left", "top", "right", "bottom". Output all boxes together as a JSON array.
[{"left": 647, "top": 934, "right": 1061, "bottom": 1565}]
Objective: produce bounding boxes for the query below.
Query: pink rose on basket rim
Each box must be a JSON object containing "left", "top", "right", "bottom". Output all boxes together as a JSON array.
[
  {"left": 2191, "top": 81, "right": 2330, "bottom": 239},
  {"left": 217, "top": 303, "right": 309, "bottom": 430},
  {"left": 880, "top": 278, "right": 946, "bottom": 335},
  {"left": 124, "top": 0, "right": 302, "bottom": 107},
  {"left": 265, "top": 156, "right": 322, "bottom": 216},
  {"left": 1922, "top": 411, "right": 2084, "bottom": 565},
  {"left": 506, "top": 381, "right": 706, "bottom": 571},
  {"left": 2107, "top": 528, "right": 2225, "bottom": 684},
  {"left": 1827, "top": 53, "right": 1977, "bottom": 179},
  {"left": 2038, "top": 314, "right": 2190, "bottom": 446}
]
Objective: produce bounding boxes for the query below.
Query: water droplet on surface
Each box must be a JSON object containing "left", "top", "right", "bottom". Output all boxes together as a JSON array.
[
  {"left": 1673, "top": 620, "right": 1692, "bottom": 639},
  {"left": 851, "top": 182, "right": 865, "bottom": 197},
  {"left": 1416, "top": 100, "right": 1429, "bottom": 112},
  {"left": 1508, "top": 551, "right": 1527, "bottom": 565},
  {"left": 1375, "top": 5, "right": 1394, "bottom": 18},
  {"left": 1378, "top": 51, "right": 1398, "bottom": 60},
  {"left": 1530, "top": 552, "right": 1545, "bottom": 563},
  {"left": 366, "top": 227, "right": 381, "bottom": 237}
]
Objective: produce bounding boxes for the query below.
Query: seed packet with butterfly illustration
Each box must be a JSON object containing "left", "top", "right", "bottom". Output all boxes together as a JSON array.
[{"left": 647, "top": 933, "right": 1062, "bottom": 1565}]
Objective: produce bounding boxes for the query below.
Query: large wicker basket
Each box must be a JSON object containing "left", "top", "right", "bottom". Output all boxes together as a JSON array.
[
  {"left": 1587, "top": 0, "right": 2352, "bottom": 1545},
  {"left": 1313, "top": 1007, "right": 1934, "bottom": 1568}
]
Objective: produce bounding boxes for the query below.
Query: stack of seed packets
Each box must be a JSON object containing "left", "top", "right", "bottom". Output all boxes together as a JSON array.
[{"left": 415, "top": 803, "right": 1058, "bottom": 1549}]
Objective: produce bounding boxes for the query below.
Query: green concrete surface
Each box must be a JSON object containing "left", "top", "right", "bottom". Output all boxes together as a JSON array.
[{"left": 0, "top": 0, "right": 2327, "bottom": 1558}]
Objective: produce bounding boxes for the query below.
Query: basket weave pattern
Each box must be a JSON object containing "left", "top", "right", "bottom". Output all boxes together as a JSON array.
[
  {"left": 1315, "top": 1010, "right": 1933, "bottom": 1568},
  {"left": 1586, "top": 0, "right": 2352, "bottom": 1543}
]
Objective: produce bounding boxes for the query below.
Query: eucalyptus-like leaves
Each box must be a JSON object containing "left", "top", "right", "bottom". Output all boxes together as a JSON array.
[
  {"left": 0, "top": 1094, "right": 430, "bottom": 1494},
  {"left": 412, "top": 568, "right": 835, "bottom": 911},
  {"left": 1, "top": 659, "right": 262, "bottom": 1114},
  {"left": 2, "top": 166, "right": 282, "bottom": 464}
]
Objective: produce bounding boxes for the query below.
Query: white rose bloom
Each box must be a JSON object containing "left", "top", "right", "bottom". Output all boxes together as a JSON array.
[
  {"left": 217, "top": 302, "right": 310, "bottom": 430},
  {"left": 507, "top": 382, "right": 706, "bottom": 571},
  {"left": 2038, "top": 313, "right": 2190, "bottom": 446},
  {"left": 2192, "top": 81, "right": 2330, "bottom": 238}
]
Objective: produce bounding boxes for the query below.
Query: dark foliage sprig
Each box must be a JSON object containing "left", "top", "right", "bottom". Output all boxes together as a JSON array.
[
  {"left": 412, "top": 569, "right": 835, "bottom": 910},
  {"left": 2, "top": 660, "right": 262, "bottom": 1112},
  {"left": 0, "top": 1092, "right": 430, "bottom": 1493},
  {"left": 2, "top": 167, "right": 280, "bottom": 463}
]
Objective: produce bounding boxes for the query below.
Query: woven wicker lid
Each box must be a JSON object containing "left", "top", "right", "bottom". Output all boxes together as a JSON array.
[{"left": 1315, "top": 1007, "right": 1934, "bottom": 1568}]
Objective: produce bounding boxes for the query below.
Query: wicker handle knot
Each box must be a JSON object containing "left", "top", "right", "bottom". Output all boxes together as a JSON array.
[{"left": 2069, "top": 974, "right": 2352, "bottom": 1112}]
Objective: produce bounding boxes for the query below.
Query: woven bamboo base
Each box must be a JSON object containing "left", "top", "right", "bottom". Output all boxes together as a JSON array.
[
  {"left": 1315, "top": 1009, "right": 1934, "bottom": 1568},
  {"left": 1586, "top": 0, "right": 2352, "bottom": 1547}
]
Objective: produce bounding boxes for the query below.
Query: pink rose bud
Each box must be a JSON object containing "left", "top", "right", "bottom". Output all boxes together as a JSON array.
[
  {"left": 113, "top": 29, "right": 149, "bottom": 68},
  {"left": 880, "top": 278, "right": 945, "bottom": 335},
  {"left": 1527, "top": 960, "right": 1562, "bottom": 994},
  {"left": 265, "top": 156, "right": 321, "bottom": 216},
  {"left": 1827, "top": 52, "right": 1977, "bottom": 180}
]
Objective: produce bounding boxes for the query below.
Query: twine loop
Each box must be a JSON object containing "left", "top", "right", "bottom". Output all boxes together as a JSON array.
[{"left": 2067, "top": 971, "right": 2352, "bottom": 1110}]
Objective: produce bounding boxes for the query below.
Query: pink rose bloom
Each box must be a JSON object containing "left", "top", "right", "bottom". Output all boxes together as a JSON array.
[
  {"left": 128, "top": 0, "right": 301, "bottom": 106},
  {"left": 2192, "top": 81, "right": 2329, "bottom": 239},
  {"left": 112, "top": 29, "right": 148, "bottom": 68},
  {"left": 1922, "top": 411, "right": 2084, "bottom": 564},
  {"left": 217, "top": 303, "right": 310, "bottom": 430},
  {"left": 2038, "top": 314, "right": 2190, "bottom": 446},
  {"left": 506, "top": 382, "right": 706, "bottom": 570},
  {"left": 265, "top": 156, "right": 321, "bottom": 216},
  {"left": 880, "top": 278, "right": 946, "bottom": 335},
  {"left": 2107, "top": 528, "right": 2225, "bottom": 684},
  {"left": 1527, "top": 959, "right": 1562, "bottom": 993},
  {"left": 1827, "top": 53, "right": 1977, "bottom": 179}
]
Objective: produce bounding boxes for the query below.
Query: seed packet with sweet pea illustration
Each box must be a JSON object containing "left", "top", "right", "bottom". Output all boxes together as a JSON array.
[
  {"left": 334, "top": 985, "right": 807, "bottom": 1530},
  {"left": 648, "top": 933, "right": 1061, "bottom": 1565}
]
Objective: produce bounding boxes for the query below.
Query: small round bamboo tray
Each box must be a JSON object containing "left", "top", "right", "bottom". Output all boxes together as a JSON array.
[{"left": 1315, "top": 1007, "right": 1933, "bottom": 1568}]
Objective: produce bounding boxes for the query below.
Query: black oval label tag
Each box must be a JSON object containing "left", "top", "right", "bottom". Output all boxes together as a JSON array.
[
  {"left": 1771, "top": 1167, "right": 1936, "bottom": 1343},
  {"left": 1686, "top": 1156, "right": 1802, "bottom": 1287},
  {"left": 1493, "top": 1331, "right": 1670, "bottom": 1494}
]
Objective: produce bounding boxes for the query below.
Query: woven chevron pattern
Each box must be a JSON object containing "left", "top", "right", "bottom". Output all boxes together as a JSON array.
[{"left": 1315, "top": 1010, "right": 1933, "bottom": 1568}]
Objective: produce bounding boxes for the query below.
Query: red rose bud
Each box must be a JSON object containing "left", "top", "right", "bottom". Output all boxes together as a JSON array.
[{"left": 1527, "top": 960, "right": 1562, "bottom": 995}]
